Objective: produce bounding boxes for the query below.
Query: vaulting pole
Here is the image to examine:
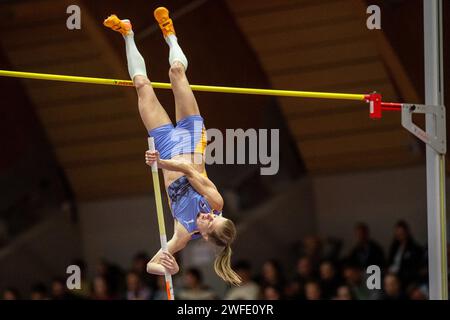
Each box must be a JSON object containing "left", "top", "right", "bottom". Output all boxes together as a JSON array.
[{"left": 148, "top": 137, "right": 175, "bottom": 300}]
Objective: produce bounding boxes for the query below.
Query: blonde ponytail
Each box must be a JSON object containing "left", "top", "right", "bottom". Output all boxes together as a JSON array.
[
  {"left": 214, "top": 245, "right": 242, "bottom": 286},
  {"left": 209, "top": 218, "right": 242, "bottom": 286}
]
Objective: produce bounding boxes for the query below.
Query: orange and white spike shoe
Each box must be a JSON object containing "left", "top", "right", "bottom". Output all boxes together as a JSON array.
[
  {"left": 103, "top": 14, "right": 132, "bottom": 36},
  {"left": 154, "top": 7, "right": 175, "bottom": 37}
]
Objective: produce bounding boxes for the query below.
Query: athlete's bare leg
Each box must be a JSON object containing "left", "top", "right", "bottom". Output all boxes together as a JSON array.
[{"left": 104, "top": 15, "right": 172, "bottom": 131}]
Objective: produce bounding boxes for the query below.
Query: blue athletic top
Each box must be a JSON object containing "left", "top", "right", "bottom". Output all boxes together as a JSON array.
[{"left": 167, "top": 176, "right": 221, "bottom": 240}]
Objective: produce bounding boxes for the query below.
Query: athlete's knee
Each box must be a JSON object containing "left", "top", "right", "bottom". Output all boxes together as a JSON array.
[
  {"left": 134, "top": 75, "right": 151, "bottom": 89},
  {"left": 169, "top": 63, "right": 186, "bottom": 81}
]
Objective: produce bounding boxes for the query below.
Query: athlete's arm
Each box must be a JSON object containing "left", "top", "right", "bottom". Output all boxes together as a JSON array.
[
  {"left": 145, "top": 150, "right": 191, "bottom": 172},
  {"left": 145, "top": 151, "right": 224, "bottom": 210},
  {"left": 183, "top": 167, "right": 224, "bottom": 211},
  {"left": 146, "top": 231, "right": 188, "bottom": 276}
]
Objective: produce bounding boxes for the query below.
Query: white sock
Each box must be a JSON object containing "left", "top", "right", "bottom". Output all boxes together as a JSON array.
[
  {"left": 123, "top": 26, "right": 147, "bottom": 79},
  {"left": 165, "top": 34, "right": 188, "bottom": 70}
]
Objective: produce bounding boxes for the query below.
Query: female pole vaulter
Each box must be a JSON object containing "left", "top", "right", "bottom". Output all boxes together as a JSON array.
[{"left": 103, "top": 7, "right": 241, "bottom": 286}]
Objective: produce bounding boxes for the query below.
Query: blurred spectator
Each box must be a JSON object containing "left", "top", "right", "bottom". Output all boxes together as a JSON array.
[
  {"left": 347, "top": 223, "right": 385, "bottom": 269},
  {"left": 2, "top": 287, "right": 20, "bottom": 300},
  {"left": 283, "top": 280, "right": 305, "bottom": 300},
  {"left": 262, "top": 285, "right": 282, "bottom": 300},
  {"left": 417, "top": 249, "right": 429, "bottom": 285},
  {"left": 342, "top": 264, "right": 372, "bottom": 300},
  {"left": 131, "top": 252, "right": 157, "bottom": 290},
  {"left": 51, "top": 278, "right": 75, "bottom": 300},
  {"left": 321, "top": 237, "right": 343, "bottom": 262},
  {"left": 286, "top": 256, "right": 317, "bottom": 300},
  {"left": 91, "top": 275, "right": 114, "bottom": 300},
  {"left": 225, "top": 261, "right": 260, "bottom": 300},
  {"left": 70, "top": 259, "right": 90, "bottom": 299},
  {"left": 305, "top": 281, "right": 321, "bottom": 300},
  {"left": 378, "top": 273, "right": 407, "bottom": 300},
  {"left": 319, "top": 260, "right": 342, "bottom": 299},
  {"left": 95, "top": 259, "right": 124, "bottom": 297},
  {"left": 178, "top": 268, "right": 217, "bottom": 300},
  {"left": 30, "top": 283, "right": 49, "bottom": 300},
  {"left": 258, "top": 259, "right": 285, "bottom": 288},
  {"left": 388, "top": 220, "right": 423, "bottom": 287},
  {"left": 293, "top": 256, "right": 316, "bottom": 286},
  {"left": 407, "top": 284, "right": 428, "bottom": 300},
  {"left": 300, "top": 235, "right": 323, "bottom": 268},
  {"left": 125, "top": 271, "right": 151, "bottom": 300},
  {"left": 333, "top": 285, "right": 354, "bottom": 300},
  {"left": 296, "top": 235, "right": 342, "bottom": 263}
]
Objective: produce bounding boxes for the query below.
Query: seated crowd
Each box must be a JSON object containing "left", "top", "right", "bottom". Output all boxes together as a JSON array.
[{"left": 1, "top": 220, "right": 437, "bottom": 300}]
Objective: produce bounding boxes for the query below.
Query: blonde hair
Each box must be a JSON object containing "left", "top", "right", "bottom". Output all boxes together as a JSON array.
[{"left": 209, "top": 218, "right": 242, "bottom": 286}]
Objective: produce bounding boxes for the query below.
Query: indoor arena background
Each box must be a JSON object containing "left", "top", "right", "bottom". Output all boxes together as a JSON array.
[{"left": 0, "top": 0, "right": 449, "bottom": 300}]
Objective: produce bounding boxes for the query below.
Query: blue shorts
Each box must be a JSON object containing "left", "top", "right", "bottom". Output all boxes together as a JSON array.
[{"left": 148, "top": 115, "right": 207, "bottom": 160}]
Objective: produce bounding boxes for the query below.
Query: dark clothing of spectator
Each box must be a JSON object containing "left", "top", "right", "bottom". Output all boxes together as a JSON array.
[
  {"left": 388, "top": 239, "right": 423, "bottom": 287},
  {"left": 293, "top": 274, "right": 316, "bottom": 289},
  {"left": 320, "top": 277, "right": 343, "bottom": 300},
  {"left": 347, "top": 240, "right": 385, "bottom": 269},
  {"left": 379, "top": 292, "right": 408, "bottom": 301}
]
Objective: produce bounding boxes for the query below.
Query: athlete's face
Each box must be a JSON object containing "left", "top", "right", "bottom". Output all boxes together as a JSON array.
[{"left": 196, "top": 212, "right": 225, "bottom": 239}]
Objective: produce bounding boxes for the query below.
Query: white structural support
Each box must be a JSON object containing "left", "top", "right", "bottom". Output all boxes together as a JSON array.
[
  {"left": 401, "top": 104, "right": 446, "bottom": 154},
  {"left": 423, "top": 0, "right": 448, "bottom": 300}
]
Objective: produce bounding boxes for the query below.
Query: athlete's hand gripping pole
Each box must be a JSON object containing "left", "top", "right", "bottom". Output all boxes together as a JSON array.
[{"left": 147, "top": 137, "right": 175, "bottom": 300}]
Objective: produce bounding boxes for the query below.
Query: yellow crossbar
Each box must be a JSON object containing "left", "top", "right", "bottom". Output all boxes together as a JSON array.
[{"left": 0, "top": 70, "right": 366, "bottom": 101}]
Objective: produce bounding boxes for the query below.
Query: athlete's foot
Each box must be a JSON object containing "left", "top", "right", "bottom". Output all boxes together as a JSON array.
[
  {"left": 103, "top": 14, "right": 132, "bottom": 36},
  {"left": 154, "top": 7, "right": 175, "bottom": 38}
]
